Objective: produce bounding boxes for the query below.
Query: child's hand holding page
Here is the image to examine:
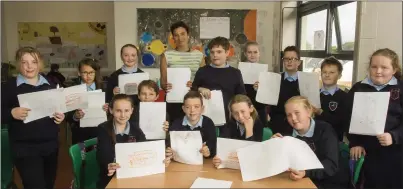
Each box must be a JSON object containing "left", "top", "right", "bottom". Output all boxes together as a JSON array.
[
  {"left": 200, "top": 142, "right": 210, "bottom": 157},
  {"left": 288, "top": 168, "right": 306, "bottom": 181},
  {"left": 162, "top": 121, "right": 169, "bottom": 131},
  {"left": 107, "top": 163, "right": 120, "bottom": 176},
  {"left": 213, "top": 156, "right": 222, "bottom": 168}
]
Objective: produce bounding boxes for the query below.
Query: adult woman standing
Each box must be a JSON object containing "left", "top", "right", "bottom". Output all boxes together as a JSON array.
[{"left": 160, "top": 21, "right": 205, "bottom": 123}]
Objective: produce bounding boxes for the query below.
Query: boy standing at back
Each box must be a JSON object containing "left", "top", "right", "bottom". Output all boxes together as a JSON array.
[{"left": 192, "top": 36, "right": 246, "bottom": 134}]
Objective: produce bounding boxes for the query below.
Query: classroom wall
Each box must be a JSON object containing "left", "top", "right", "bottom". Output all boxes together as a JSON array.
[
  {"left": 114, "top": 1, "right": 281, "bottom": 80},
  {"left": 1, "top": 1, "right": 116, "bottom": 78},
  {"left": 354, "top": 1, "right": 402, "bottom": 82}
]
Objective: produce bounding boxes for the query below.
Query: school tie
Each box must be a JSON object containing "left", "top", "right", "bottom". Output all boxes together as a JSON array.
[{"left": 239, "top": 126, "right": 245, "bottom": 136}]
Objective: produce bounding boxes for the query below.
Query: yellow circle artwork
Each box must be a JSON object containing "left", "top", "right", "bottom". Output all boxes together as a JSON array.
[{"left": 146, "top": 39, "right": 167, "bottom": 55}]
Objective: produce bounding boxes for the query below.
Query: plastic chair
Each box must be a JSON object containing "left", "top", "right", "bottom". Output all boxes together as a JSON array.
[
  {"left": 69, "top": 138, "right": 99, "bottom": 189},
  {"left": 1, "top": 129, "right": 16, "bottom": 189},
  {"left": 339, "top": 142, "right": 365, "bottom": 185},
  {"left": 262, "top": 127, "right": 273, "bottom": 141}
]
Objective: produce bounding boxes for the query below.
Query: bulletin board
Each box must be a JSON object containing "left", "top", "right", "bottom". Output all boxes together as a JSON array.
[
  {"left": 136, "top": 8, "right": 257, "bottom": 68},
  {"left": 18, "top": 22, "right": 107, "bottom": 68}
]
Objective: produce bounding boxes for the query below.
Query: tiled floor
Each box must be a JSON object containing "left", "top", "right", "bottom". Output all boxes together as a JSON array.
[{"left": 13, "top": 123, "right": 74, "bottom": 188}]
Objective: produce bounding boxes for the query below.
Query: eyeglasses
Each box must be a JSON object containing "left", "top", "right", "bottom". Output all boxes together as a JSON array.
[
  {"left": 81, "top": 71, "right": 95, "bottom": 76},
  {"left": 282, "top": 57, "right": 299, "bottom": 62}
]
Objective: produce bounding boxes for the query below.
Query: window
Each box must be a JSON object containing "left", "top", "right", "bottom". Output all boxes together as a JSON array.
[{"left": 296, "top": 1, "right": 357, "bottom": 89}]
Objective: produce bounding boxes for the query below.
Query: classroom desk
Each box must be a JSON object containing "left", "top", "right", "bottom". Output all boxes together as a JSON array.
[{"left": 106, "top": 159, "right": 317, "bottom": 188}]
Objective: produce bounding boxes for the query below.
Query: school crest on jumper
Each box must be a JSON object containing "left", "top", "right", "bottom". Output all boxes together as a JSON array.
[
  {"left": 329, "top": 101, "right": 338, "bottom": 111},
  {"left": 390, "top": 88, "right": 400, "bottom": 100}
]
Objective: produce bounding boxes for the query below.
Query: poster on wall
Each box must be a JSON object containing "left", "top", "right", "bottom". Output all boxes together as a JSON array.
[
  {"left": 136, "top": 9, "right": 257, "bottom": 68},
  {"left": 18, "top": 22, "right": 107, "bottom": 68}
]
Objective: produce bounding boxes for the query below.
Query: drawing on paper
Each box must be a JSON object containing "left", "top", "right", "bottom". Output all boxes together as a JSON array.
[
  {"left": 124, "top": 83, "right": 138, "bottom": 95},
  {"left": 127, "top": 150, "right": 158, "bottom": 168},
  {"left": 65, "top": 93, "right": 84, "bottom": 106},
  {"left": 227, "top": 151, "right": 239, "bottom": 162}
]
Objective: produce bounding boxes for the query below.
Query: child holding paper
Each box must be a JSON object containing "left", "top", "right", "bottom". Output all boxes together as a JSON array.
[
  {"left": 314, "top": 57, "right": 348, "bottom": 141},
  {"left": 165, "top": 91, "right": 217, "bottom": 161},
  {"left": 67, "top": 58, "right": 109, "bottom": 144},
  {"left": 242, "top": 41, "right": 268, "bottom": 127},
  {"left": 133, "top": 80, "right": 169, "bottom": 132},
  {"left": 106, "top": 44, "right": 144, "bottom": 106},
  {"left": 254, "top": 46, "right": 301, "bottom": 135},
  {"left": 97, "top": 94, "right": 171, "bottom": 189},
  {"left": 272, "top": 96, "right": 349, "bottom": 189},
  {"left": 192, "top": 36, "right": 246, "bottom": 134},
  {"left": 346, "top": 48, "right": 402, "bottom": 189},
  {"left": 2, "top": 47, "right": 65, "bottom": 189},
  {"left": 160, "top": 21, "right": 205, "bottom": 123}
]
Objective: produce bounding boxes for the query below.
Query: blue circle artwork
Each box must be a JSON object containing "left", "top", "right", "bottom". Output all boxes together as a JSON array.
[
  {"left": 204, "top": 46, "right": 210, "bottom": 56},
  {"left": 142, "top": 53, "right": 155, "bottom": 67},
  {"left": 140, "top": 32, "right": 153, "bottom": 43}
]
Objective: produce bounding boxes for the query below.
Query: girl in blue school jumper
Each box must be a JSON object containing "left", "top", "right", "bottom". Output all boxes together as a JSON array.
[
  {"left": 1, "top": 47, "right": 65, "bottom": 189},
  {"left": 106, "top": 44, "right": 144, "bottom": 107},
  {"left": 242, "top": 41, "right": 268, "bottom": 128},
  {"left": 272, "top": 96, "right": 349, "bottom": 189},
  {"left": 346, "top": 48, "right": 402, "bottom": 189},
  {"left": 66, "top": 58, "right": 108, "bottom": 144},
  {"left": 212, "top": 94, "right": 264, "bottom": 168},
  {"left": 96, "top": 94, "right": 171, "bottom": 188}
]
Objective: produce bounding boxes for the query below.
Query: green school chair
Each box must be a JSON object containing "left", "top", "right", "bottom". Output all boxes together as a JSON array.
[
  {"left": 339, "top": 142, "right": 365, "bottom": 185},
  {"left": 262, "top": 127, "right": 273, "bottom": 141},
  {"left": 1, "top": 129, "right": 16, "bottom": 189},
  {"left": 215, "top": 127, "right": 220, "bottom": 137},
  {"left": 69, "top": 138, "right": 99, "bottom": 189}
]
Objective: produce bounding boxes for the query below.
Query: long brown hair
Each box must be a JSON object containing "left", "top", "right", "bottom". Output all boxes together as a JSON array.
[
  {"left": 228, "top": 94, "right": 259, "bottom": 121},
  {"left": 107, "top": 94, "right": 134, "bottom": 144},
  {"left": 15, "top": 46, "right": 44, "bottom": 73},
  {"left": 369, "top": 48, "right": 402, "bottom": 80},
  {"left": 78, "top": 58, "right": 102, "bottom": 90}
]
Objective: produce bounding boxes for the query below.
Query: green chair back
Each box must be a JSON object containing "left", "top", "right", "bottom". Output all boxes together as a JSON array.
[
  {"left": 1, "top": 129, "right": 14, "bottom": 189},
  {"left": 69, "top": 138, "right": 99, "bottom": 189},
  {"left": 215, "top": 127, "right": 220, "bottom": 137},
  {"left": 262, "top": 127, "right": 273, "bottom": 141},
  {"left": 339, "top": 142, "right": 365, "bottom": 185}
]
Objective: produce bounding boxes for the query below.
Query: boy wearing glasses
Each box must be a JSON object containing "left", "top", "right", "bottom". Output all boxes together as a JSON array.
[{"left": 255, "top": 46, "right": 301, "bottom": 135}]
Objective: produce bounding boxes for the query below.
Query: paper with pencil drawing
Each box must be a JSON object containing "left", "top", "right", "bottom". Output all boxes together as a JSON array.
[
  {"left": 118, "top": 73, "right": 150, "bottom": 95},
  {"left": 349, "top": 92, "right": 390, "bottom": 136},
  {"left": 166, "top": 68, "right": 191, "bottom": 103},
  {"left": 203, "top": 90, "right": 226, "bottom": 126},
  {"left": 237, "top": 136, "right": 323, "bottom": 181},
  {"left": 238, "top": 62, "right": 268, "bottom": 84},
  {"left": 298, "top": 72, "right": 321, "bottom": 108},
  {"left": 115, "top": 140, "right": 165, "bottom": 179},
  {"left": 80, "top": 90, "right": 107, "bottom": 127},
  {"left": 18, "top": 88, "right": 67, "bottom": 123},
  {"left": 63, "top": 84, "right": 88, "bottom": 112},
  {"left": 170, "top": 131, "right": 203, "bottom": 165},
  {"left": 139, "top": 102, "right": 166, "bottom": 139},
  {"left": 256, "top": 72, "right": 281, "bottom": 105},
  {"left": 216, "top": 138, "right": 257, "bottom": 169},
  {"left": 190, "top": 177, "right": 233, "bottom": 188}
]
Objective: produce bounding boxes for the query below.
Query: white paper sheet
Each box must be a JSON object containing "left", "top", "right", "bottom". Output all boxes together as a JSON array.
[
  {"left": 18, "top": 89, "right": 67, "bottom": 123},
  {"left": 216, "top": 138, "right": 257, "bottom": 169},
  {"left": 298, "top": 72, "right": 321, "bottom": 108},
  {"left": 190, "top": 177, "right": 233, "bottom": 188},
  {"left": 63, "top": 84, "right": 88, "bottom": 112},
  {"left": 238, "top": 62, "right": 269, "bottom": 84},
  {"left": 200, "top": 17, "right": 230, "bottom": 39},
  {"left": 170, "top": 131, "right": 203, "bottom": 165},
  {"left": 166, "top": 68, "right": 191, "bottom": 103},
  {"left": 139, "top": 102, "right": 166, "bottom": 139},
  {"left": 115, "top": 140, "right": 166, "bottom": 179},
  {"left": 80, "top": 91, "right": 107, "bottom": 127},
  {"left": 349, "top": 92, "right": 390, "bottom": 136},
  {"left": 203, "top": 90, "right": 226, "bottom": 126},
  {"left": 118, "top": 73, "right": 150, "bottom": 95},
  {"left": 256, "top": 72, "right": 282, "bottom": 105},
  {"left": 237, "top": 136, "right": 323, "bottom": 181}
]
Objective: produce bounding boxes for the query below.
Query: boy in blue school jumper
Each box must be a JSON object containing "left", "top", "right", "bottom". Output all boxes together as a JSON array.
[
  {"left": 346, "top": 48, "right": 402, "bottom": 189},
  {"left": 96, "top": 94, "right": 171, "bottom": 188},
  {"left": 315, "top": 57, "right": 348, "bottom": 141},
  {"left": 166, "top": 91, "right": 217, "bottom": 158},
  {"left": 272, "top": 96, "right": 350, "bottom": 189},
  {"left": 222, "top": 94, "right": 264, "bottom": 142},
  {"left": 255, "top": 46, "right": 301, "bottom": 135},
  {"left": 1, "top": 47, "right": 65, "bottom": 189},
  {"left": 192, "top": 36, "right": 246, "bottom": 134},
  {"left": 106, "top": 44, "right": 144, "bottom": 107},
  {"left": 67, "top": 58, "right": 108, "bottom": 144}
]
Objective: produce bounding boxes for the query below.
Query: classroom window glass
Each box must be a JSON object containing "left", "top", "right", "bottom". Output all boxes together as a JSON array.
[
  {"left": 337, "top": 2, "right": 357, "bottom": 51},
  {"left": 299, "top": 10, "right": 327, "bottom": 51}
]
